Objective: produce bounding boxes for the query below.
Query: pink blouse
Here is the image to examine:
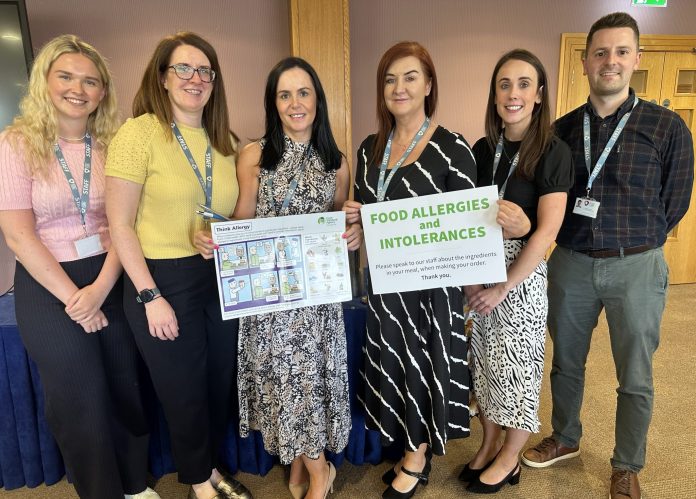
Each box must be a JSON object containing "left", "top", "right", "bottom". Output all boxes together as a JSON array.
[{"left": 0, "top": 132, "right": 111, "bottom": 262}]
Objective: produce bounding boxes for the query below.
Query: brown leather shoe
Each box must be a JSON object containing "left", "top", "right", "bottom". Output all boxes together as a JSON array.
[
  {"left": 610, "top": 468, "right": 641, "bottom": 499},
  {"left": 521, "top": 435, "right": 580, "bottom": 468}
]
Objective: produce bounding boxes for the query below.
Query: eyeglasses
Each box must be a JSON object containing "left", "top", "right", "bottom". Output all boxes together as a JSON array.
[{"left": 167, "top": 63, "right": 216, "bottom": 83}]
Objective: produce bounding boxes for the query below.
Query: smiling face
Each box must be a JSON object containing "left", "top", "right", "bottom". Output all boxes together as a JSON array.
[
  {"left": 383, "top": 55, "right": 432, "bottom": 121},
  {"left": 47, "top": 53, "right": 106, "bottom": 134},
  {"left": 275, "top": 67, "right": 316, "bottom": 142},
  {"left": 583, "top": 27, "right": 640, "bottom": 100},
  {"left": 494, "top": 58, "right": 542, "bottom": 140},
  {"left": 163, "top": 44, "right": 213, "bottom": 125}
]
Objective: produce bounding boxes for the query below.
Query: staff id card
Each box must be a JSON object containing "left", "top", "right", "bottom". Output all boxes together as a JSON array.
[
  {"left": 74, "top": 233, "right": 103, "bottom": 258},
  {"left": 572, "top": 197, "right": 600, "bottom": 218}
]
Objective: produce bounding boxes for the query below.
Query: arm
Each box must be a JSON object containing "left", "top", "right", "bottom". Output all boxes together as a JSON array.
[
  {"left": 105, "top": 176, "right": 178, "bottom": 340},
  {"left": 0, "top": 210, "right": 108, "bottom": 332},
  {"left": 232, "top": 142, "right": 262, "bottom": 219},
  {"left": 334, "top": 157, "right": 362, "bottom": 251},
  {"left": 469, "top": 192, "right": 567, "bottom": 315},
  {"left": 660, "top": 115, "right": 694, "bottom": 231}
]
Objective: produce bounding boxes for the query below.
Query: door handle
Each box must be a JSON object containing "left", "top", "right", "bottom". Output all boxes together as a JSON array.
[
  {"left": 650, "top": 99, "right": 657, "bottom": 104},
  {"left": 662, "top": 98, "right": 671, "bottom": 108}
]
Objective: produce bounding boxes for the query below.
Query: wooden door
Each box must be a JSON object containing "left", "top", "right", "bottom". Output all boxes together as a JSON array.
[
  {"left": 557, "top": 34, "right": 696, "bottom": 283},
  {"left": 660, "top": 51, "right": 696, "bottom": 284}
]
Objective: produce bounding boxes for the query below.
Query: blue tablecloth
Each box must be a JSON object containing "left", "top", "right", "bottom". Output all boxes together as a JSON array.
[{"left": 0, "top": 294, "right": 384, "bottom": 490}]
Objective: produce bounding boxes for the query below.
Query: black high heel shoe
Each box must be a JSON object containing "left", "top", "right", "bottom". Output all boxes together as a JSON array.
[
  {"left": 458, "top": 454, "right": 496, "bottom": 483},
  {"left": 381, "top": 447, "right": 433, "bottom": 485},
  {"left": 466, "top": 464, "right": 521, "bottom": 494}
]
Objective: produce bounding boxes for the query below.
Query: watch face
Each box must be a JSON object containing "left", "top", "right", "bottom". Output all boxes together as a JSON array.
[{"left": 138, "top": 289, "right": 155, "bottom": 303}]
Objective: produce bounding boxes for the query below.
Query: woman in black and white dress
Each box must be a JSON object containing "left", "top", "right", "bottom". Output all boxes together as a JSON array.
[
  {"left": 461, "top": 49, "right": 573, "bottom": 494},
  {"left": 344, "top": 41, "right": 478, "bottom": 499}
]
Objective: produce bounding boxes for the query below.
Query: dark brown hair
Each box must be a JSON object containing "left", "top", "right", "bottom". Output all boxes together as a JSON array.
[
  {"left": 484, "top": 49, "right": 552, "bottom": 179},
  {"left": 132, "top": 32, "right": 235, "bottom": 156},
  {"left": 370, "top": 41, "right": 438, "bottom": 168},
  {"left": 586, "top": 12, "right": 640, "bottom": 53}
]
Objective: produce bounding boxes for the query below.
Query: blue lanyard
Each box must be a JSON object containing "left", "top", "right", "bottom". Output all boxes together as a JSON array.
[
  {"left": 376, "top": 117, "right": 430, "bottom": 202},
  {"left": 492, "top": 133, "right": 520, "bottom": 200},
  {"left": 171, "top": 122, "right": 213, "bottom": 207},
  {"left": 53, "top": 134, "right": 92, "bottom": 230},
  {"left": 266, "top": 144, "right": 313, "bottom": 215},
  {"left": 583, "top": 98, "right": 639, "bottom": 196}
]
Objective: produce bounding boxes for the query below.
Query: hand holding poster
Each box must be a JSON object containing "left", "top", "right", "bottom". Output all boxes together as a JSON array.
[
  {"left": 360, "top": 185, "right": 506, "bottom": 294},
  {"left": 210, "top": 211, "right": 352, "bottom": 319}
]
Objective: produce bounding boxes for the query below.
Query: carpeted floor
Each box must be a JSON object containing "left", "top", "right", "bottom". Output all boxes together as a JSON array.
[{"left": 3, "top": 284, "right": 695, "bottom": 499}]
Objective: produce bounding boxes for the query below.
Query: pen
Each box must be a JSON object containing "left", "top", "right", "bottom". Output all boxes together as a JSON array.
[{"left": 195, "top": 210, "right": 229, "bottom": 222}]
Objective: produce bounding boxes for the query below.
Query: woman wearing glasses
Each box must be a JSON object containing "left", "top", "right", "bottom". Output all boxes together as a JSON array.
[{"left": 105, "top": 32, "right": 251, "bottom": 499}]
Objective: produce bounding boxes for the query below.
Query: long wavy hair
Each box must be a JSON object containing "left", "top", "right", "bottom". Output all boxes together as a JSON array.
[
  {"left": 370, "top": 41, "right": 438, "bottom": 168},
  {"left": 260, "top": 57, "right": 341, "bottom": 171},
  {"left": 5, "top": 34, "right": 118, "bottom": 177},
  {"left": 484, "top": 49, "right": 552, "bottom": 179},
  {"left": 132, "top": 32, "right": 235, "bottom": 156}
]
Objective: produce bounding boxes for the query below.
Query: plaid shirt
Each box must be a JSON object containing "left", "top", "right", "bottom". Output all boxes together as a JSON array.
[{"left": 555, "top": 90, "right": 694, "bottom": 251}]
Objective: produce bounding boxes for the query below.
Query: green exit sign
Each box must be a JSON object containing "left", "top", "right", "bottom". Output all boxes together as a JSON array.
[{"left": 632, "top": 0, "right": 667, "bottom": 6}]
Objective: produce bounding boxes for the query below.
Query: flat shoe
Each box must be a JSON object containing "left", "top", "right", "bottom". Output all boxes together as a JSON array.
[{"left": 215, "top": 470, "right": 253, "bottom": 499}]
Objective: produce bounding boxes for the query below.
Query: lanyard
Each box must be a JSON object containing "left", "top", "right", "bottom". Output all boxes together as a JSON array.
[
  {"left": 376, "top": 117, "right": 430, "bottom": 202},
  {"left": 267, "top": 144, "right": 313, "bottom": 215},
  {"left": 171, "top": 122, "right": 213, "bottom": 207},
  {"left": 54, "top": 134, "right": 92, "bottom": 230},
  {"left": 583, "top": 98, "right": 638, "bottom": 195},
  {"left": 492, "top": 133, "right": 520, "bottom": 200}
]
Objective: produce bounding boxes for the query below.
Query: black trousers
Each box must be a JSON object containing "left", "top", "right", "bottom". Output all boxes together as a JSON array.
[
  {"left": 123, "top": 255, "right": 239, "bottom": 484},
  {"left": 14, "top": 254, "right": 149, "bottom": 499}
]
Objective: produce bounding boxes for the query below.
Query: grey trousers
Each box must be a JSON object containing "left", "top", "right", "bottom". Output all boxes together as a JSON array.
[{"left": 547, "top": 246, "right": 668, "bottom": 472}]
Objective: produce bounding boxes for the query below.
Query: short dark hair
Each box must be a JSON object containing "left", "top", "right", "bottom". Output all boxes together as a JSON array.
[
  {"left": 586, "top": 12, "right": 640, "bottom": 53},
  {"left": 260, "top": 57, "right": 342, "bottom": 171}
]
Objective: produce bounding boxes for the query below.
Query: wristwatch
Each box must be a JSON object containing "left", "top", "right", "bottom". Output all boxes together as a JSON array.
[{"left": 136, "top": 287, "right": 161, "bottom": 303}]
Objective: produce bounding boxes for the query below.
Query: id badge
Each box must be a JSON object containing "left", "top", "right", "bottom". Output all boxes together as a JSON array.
[
  {"left": 74, "top": 234, "right": 103, "bottom": 258},
  {"left": 572, "top": 197, "right": 600, "bottom": 218}
]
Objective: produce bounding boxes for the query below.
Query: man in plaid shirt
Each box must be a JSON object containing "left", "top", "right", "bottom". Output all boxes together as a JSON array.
[{"left": 521, "top": 12, "right": 694, "bottom": 499}]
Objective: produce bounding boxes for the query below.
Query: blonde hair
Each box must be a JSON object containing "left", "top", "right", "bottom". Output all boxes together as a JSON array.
[{"left": 6, "top": 34, "right": 119, "bottom": 177}]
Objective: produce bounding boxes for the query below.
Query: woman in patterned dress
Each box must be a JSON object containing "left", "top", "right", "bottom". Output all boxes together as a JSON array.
[
  {"left": 343, "top": 41, "right": 480, "bottom": 499},
  {"left": 196, "top": 57, "right": 361, "bottom": 499},
  {"left": 461, "top": 49, "right": 573, "bottom": 494}
]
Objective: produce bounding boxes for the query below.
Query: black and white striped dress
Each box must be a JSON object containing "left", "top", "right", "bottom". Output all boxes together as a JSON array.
[{"left": 355, "top": 126, "right": 477, "bottom": 455}]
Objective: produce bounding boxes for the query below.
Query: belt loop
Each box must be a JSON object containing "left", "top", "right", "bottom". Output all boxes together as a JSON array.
[{"left": 619, "top": 247, "right": 625, "bottom": 258}]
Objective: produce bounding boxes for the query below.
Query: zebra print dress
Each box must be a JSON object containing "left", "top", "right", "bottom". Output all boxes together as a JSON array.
[
  {"left": 354, "top": 126, "right": 477, "bottom": 455},
  {"left": 470, "top": 240, "right": 547, "bottom": 432}
]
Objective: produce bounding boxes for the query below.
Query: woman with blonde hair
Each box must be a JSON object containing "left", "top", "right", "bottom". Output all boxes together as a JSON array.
[
  {"left": 106, "top": 32, "right": 251, "bottom": 499},
  {"left": 0, "top": 35, "right": 157, "bottom": 499}
]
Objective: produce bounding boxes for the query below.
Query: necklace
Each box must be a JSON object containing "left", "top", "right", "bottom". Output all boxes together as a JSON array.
[{"left": 58, "top": 132, "right": 87, "bottom": 143}]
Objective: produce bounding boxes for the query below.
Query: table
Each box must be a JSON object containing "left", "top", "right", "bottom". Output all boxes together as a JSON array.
[{"left": 0, "top": 294, "right": 385, "bottom": 490}]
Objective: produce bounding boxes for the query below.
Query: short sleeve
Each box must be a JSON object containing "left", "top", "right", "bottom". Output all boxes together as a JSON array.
[
  {"left": 105, "top": 114, "right": 159, "bottom": 184},
  {"left": 445, "top": 131, "right": 477, "bottom": 191},
  {"left": 0, "top": 133, "right": 33, "bottom": 211},
  {"left": 535, "top": 136, "right": 574, "bottom": 196}
]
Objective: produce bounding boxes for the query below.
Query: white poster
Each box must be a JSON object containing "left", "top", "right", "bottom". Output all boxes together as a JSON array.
[
  {"left": 361, "top": 186, "right": 507, "bottom": 294},
  {"left": 210, "top": 212, "right": 352, "bottom": 319}
]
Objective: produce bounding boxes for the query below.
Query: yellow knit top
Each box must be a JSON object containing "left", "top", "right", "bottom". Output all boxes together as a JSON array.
[{"left": 106, "top": 113, "right": 238, "bottom": 259}]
